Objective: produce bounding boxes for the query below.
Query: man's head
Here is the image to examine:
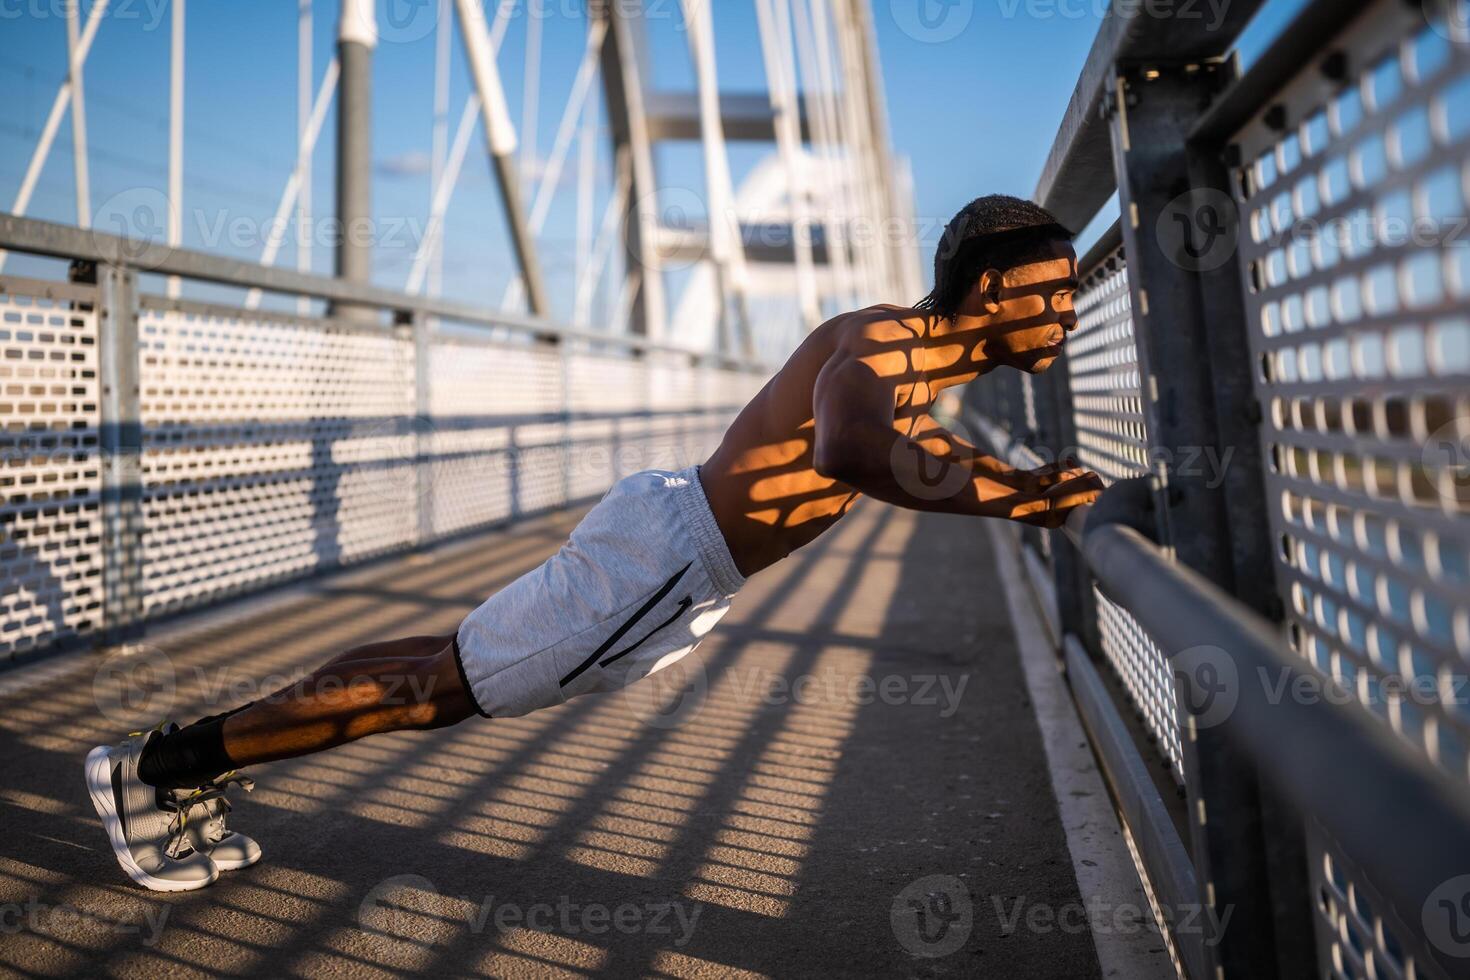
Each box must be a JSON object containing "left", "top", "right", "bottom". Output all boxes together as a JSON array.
[{"left": 920, "top": 195, "right": 1079, "bottom": 374}]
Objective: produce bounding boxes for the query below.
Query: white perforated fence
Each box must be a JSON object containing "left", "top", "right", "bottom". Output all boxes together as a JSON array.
[
  {"left": 1068, "top": 250, "right": 1150, "bottom": 483},
  {"left": 0, "top": 275, "right": 763, "bottom": 660},
  {"left": 1069, "top": 248, "right": 1187, "bottom": 786},
  {"left": 0, "top": 277, "right": 104, "bottom": 658},
  {"left": 1234, "top": 5, "right": 1470, "bottom": 977}
]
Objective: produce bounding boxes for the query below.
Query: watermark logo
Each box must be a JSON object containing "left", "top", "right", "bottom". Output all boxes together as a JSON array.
[
  {"left": 92, "top": 187, "right": 172, "bottom": 271},
  {"left": 888, "top": 420, "right": 977, "bottom": 503},
  {"left": 355, "top": 414, "right": 439, "bottom": 511},
  {"left": 1424, "top": 419, "right": 1470, "bottom": 502},
  {"left": 1424, "top": 875, "right": 1470, "bottom": 958},
  {"left": 640, "top": 186, "right": 710, "bottom": 272},
  {"left": 377, "top": 0, "right": 440, "bottom": 44},
  {"left": 890, "top": 0, "right": 974, "bottom": 43},
  {"left": 1158, "top": 188, "right": 1239, "bottom": 273},
  {"left": 359, "top": 873, "right": 446, "bottom": 939},
  {"left": 1174, "top": 645, "right": 1238, "bottom": 730},
  {"left": 93, "top": 644, "right": 177, "bottom": 726},
  {"left": 891, "top": 874, "right": 973, "bottom": 958},
  {"left": 624, "top": 655, "right": 710, "bottom": 730},
  {"left": 1425, "top": 0, "right": 1470, "bottom": 43}
]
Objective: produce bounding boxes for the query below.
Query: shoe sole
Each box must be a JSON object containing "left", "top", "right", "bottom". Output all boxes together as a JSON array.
[
  {"left": 85, "top": 745, "right": 219, "bottom": 893},
  {"left": 211, "top": 849, "right": 260, "bottom": 872}
]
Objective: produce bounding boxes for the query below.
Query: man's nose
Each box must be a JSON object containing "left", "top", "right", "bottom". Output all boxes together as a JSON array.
[{"left": 1060, "top": 309, "right": 1079, "bottom": 332}]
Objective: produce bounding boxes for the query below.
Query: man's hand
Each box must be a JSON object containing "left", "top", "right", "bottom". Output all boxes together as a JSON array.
[
  {"left": 978, "top": 471, "right": 1104, "bottom": 529},
  {"left": 1014, "top": 459, "right": 1092, "bottom": 495}
]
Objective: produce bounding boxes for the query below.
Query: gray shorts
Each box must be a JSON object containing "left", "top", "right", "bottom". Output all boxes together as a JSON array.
[{"left": 454, "top": 467, "right": 746, "bottom": 718}]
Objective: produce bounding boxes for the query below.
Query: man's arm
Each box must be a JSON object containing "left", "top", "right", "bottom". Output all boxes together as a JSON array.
[
  {"left": 811, "top": 345, "right": 1101, "bottom": 526},
  {"left": 907, "top": 414, "right": 1082, "bottom": 493}
]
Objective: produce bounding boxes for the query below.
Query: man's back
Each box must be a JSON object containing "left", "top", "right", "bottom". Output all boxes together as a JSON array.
[{"left": 701, "top": 307, "right": 935, "bottom": 577}]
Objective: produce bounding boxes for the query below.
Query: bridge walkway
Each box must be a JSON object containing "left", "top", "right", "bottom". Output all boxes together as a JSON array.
[{"left": 0, "top": 502, "right": 1119, "bottom": 978}]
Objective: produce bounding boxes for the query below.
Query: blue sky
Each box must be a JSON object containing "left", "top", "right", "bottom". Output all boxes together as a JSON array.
[{"left": 0, "top": 0, "right": 1305, "bottom": 318}]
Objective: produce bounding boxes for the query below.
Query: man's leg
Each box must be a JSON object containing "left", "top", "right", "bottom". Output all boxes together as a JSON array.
[
  {"left": 220, "top": 633, "right": 476, "bottom": 770},
  {"left": 88, "top": 631, "right": 480, "bottom": 891},
  {"left": 138, "top": 632, "right": 477, "bottom": 790}
]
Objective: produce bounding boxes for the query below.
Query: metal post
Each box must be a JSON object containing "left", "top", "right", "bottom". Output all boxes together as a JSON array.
[
  {"left": 95, "top": 262, "right": 145, "bottom": 645},
  {"left": 1106, "top": 61, "right": 1307, "bottom": 978},
  {"left": 1185, "top": 119, "right": 1318, "bottom": 980},
  {"left": 404, "top": 311, "right": 434, "bottom": 548},
  {"left": 454, "top": 0, "right": 549, "bottom": 317},
  {"left": 166, "top": 0, "right": 184, "bottom": 299},
  {"left": 596, "top": 0, "right": 665, "bottom": 339},
  {"left": 297, "top": 0, "right": 313, "bottom": 313},
  {"left": 334, "top": 0, "right": 375, "bottom": 322},
  {"left": 65, "top": 0, "right": 92, "bottom": 229},
  {"left": 1033, "top": 351, "right": 1100, "bottom": 653}
]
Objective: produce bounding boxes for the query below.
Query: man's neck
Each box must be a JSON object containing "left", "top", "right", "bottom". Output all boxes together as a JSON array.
[{"left": 918, "top": 312, "right": 997, "bottom": 390}]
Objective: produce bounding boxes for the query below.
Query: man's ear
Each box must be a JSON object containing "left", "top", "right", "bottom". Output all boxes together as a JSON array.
[{"left": 978, "top": 269, "right": 1004, "bottom": 315}]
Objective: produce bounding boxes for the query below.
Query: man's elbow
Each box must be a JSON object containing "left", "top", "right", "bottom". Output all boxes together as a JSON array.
[{"left": 814, "top": 440, "right": 881, "bottom": 486}]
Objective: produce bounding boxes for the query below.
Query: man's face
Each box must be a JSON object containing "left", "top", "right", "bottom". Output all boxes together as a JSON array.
[{"left": 983, "top": 239, "right": 1079, "bottom": 374}]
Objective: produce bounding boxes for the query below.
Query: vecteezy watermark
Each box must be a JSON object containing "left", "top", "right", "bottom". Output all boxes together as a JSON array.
[
  {"left": 90, "top": 187, "right": 434, "bottom": 272},
  {"left": 0, "top": 0, "right": 168, "bottom": 30},
  {"left": 889, "top": 0, "right": 975, "bottom": 43},
  {"left": 1159, "top": 184, "right": 1470, "bottom": 275},
  {"left": 891, "top": 874, "right": 973, "bottom": 958},
  {"left": 0, "top": 897, "right": 170, "bottom": 948},
  {"left": 348, "top": 420, "right": 709, "bottom": 511},
  {"left": 93, "top": 647, "right": 441, "bottom": 726},
  {"left": 994, "top": 0, "right": 1233, "bottom": 30},
  {"left": 1167, "top": 643, "right": 1470, "bottom": 732},
  {"left": 358, "top": 875, "right": 702, "bottom": 946},
  {"left": 729, "top": 666, "right": 972, "bottom": 718},
  {"left": 992, "top": 894, "right": 1230, "bottom": 945},
  {"left": 1424, "top": 874, "right": 1470, "bottom": 959}
]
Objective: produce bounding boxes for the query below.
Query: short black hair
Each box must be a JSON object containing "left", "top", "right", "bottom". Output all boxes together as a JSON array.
[{"left": 918, "top": 195, "right": 1071, "bottom": 318}]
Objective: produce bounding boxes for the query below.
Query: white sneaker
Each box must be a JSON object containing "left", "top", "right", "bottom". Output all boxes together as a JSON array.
[{"left": 84, "top": 729, "right": 219, "bottom": 892}]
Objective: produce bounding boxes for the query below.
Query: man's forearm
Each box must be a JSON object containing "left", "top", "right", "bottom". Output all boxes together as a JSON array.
[{"left": 827, "top": 424, "right": 1013, "bottom": 517}]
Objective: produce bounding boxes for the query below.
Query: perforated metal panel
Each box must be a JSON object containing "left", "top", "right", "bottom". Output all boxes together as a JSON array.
[
  {"left": 137, "top": 304, "right": 418, "bottom": 615},
  {"left": 425, "top": 335, "right": 562, "bottom": 535},
  {"left": 0, "top": 279, "right": 104, "bottom": 657},
  {"left": 1070, "top": 250, "right": 1150, "bottom": 483},
  {"left": 1310, "top": 824, "right": 1425, "bottom": 980},
  {"left": 1069, "top": 248, "right": 1185, "bottom": 783},
  {"left": 1236, "top": 5, "right": 1470, "bottom": 786},
  {"left": 1232, "top": 5, "right": 1470, "bottom": 976},
  {"left": 1096, "top": 586, "right": 1185, "bottom": 784}
]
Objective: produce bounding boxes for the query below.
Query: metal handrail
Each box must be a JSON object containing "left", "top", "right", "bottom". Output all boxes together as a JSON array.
[
  {"left": 0, "top": 212, "right": 769, "bottom": 372},
  {"left": 1063, "top": 495, "right": 1470, "bottom": 934},
  {"left": 1033, "top": 0, "right": 1263, "bottom": 234}
]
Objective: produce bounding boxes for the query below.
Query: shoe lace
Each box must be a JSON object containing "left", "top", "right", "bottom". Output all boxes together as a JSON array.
[{"left": 162, "top": 771, "right": 255, "bottom": 853}]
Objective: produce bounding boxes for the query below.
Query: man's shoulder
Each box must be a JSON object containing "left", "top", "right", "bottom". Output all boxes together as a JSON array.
[{"left": 829, "top": 305, "right": 926, "bottom": 349}]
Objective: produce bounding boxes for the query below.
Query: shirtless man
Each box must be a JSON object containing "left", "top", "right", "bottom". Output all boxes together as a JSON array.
[{"left": 85, "top": 195, "right": 1103, "bottom": 891}]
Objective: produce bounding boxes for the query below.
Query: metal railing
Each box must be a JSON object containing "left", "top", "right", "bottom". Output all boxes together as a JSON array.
[
  {"left": 0, "top": 214, "right": 767, "bottom": 661},
  {"left": 968, "top": 1, "right": 1470, "bottom": 977}
]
